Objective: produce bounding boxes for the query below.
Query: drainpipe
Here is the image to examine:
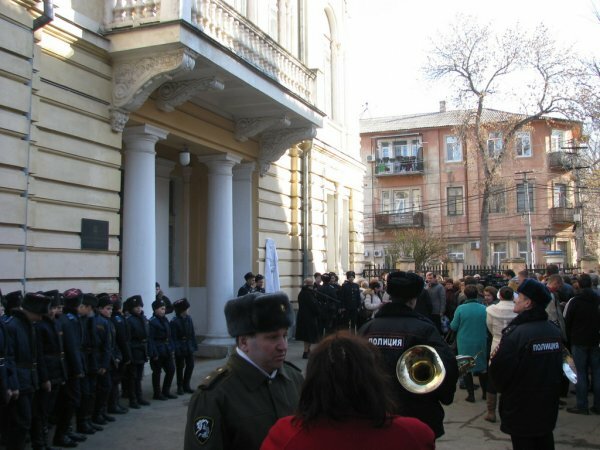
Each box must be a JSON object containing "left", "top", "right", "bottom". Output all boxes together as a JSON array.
[
  {"left": 300, "top": 140, "right": 312, "bottom": 279},
  {"left": 33, "top": 0, "right": 54, "bottom": 31}
]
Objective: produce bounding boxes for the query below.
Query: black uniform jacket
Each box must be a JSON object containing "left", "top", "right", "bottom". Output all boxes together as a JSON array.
[
  {"left": 184, "top": 353, "right": 303, "bottom": 450},
  {"left": 149, "top": 314, "right": 174, "bottom": 359},
  {"left": 4, "top": 310, "right": 42, "bottom": 394},
  {"left": 489, "top": 307, "right": 562, "bottom": 438},
  {"left": 35, "top": 316, "right": 67, "bottom": 385},
  {"left": 58, "top": 310, "right": 85, "bottom": 378},
  {"left": 359, "top": 302, "right": 458, "bottom": 438},
  {"left": 127, "top": 312, "right": 149, "bottom": 364},
  {"left": 170, "top": 315, "right": 197, "bottom": 357},
  {"left": 112, "top": 312, "right": 132, "bottom": 364}
]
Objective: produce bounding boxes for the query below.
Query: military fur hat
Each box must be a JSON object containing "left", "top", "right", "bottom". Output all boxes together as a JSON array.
[
  {"left": 224, "top": 292, "right": 294, "bottom": 337},
  {"left": 22, "top": 292, "right": 51, "bottom": 316},
  {"left": 123, "top": 295, "right": 143, "bottom": 312},
  {"left": 152, "top": 299, "right": 166, "bottom": 310},
  {"left": 173, "top": 298, "right": 190, "bottom": 313},
  {"left": 82, "top": 293, "right": 98, "bottom": 308},
  {"left": 97, "top": 293, "right": 112, "bottom": 309},
  {"left": 43, "top": 290, "right": 63, "bottom": 308},
  {"left": 346, "top": 271, "right": 356, "bottom": 279},
  {"left": 517, "top": 279, "right": 552, "bottom": 308},
  {"left": 4, "top": 290, "right": 23, "bottom": 311},
  {"left": 63, "top": 288, "right": 83, "bottom": 309},
  {"left": 110, "top": 294, "right": 122, "bottom": 310},
  {"left": 386, "top": 271, "right": 424, "bottom": 302}
]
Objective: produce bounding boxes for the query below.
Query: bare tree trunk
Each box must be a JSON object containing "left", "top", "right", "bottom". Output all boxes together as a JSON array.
[{"left": 480, "top": 186, "right": 491, "bottom": 265}]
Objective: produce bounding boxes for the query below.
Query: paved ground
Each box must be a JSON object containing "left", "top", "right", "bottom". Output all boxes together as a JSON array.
[{"left": 75, "top": 340, "right": 600, "bottom": 449}]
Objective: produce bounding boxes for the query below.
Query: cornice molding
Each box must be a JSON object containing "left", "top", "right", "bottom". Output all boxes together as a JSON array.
[{"left": 258, "top": 126, "right": 317, "bottom": 176}]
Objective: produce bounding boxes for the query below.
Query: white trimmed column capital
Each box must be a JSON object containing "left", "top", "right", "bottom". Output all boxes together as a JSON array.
[
  {"left": 233, "top": 162, "right": 256, "bottom": 180},
  {"left": 198, "top": 154, "right": 242, "bottom": 174},
  {"left": 123, "top": 125, "right": 169, "bottom": 152}
]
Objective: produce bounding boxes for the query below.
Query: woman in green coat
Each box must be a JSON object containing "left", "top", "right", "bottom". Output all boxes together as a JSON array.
[{"left": 450, "top": 285, "right": 488, "bottom": 403}]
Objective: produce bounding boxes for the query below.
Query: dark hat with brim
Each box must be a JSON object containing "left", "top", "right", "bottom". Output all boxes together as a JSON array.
[
  {"left": 82, "top": 293, "right": 98, "bottom": 308},
  {"left": 63, "top": 288, "right": 83, "bottom": 308},
  {"left": 225, "top": 292, "right": 294, "bottom": 337},
  {"left": 124, "top": 295, "right": 143, "bottom": 312},
  {"left": 152, "top": 299, "right": 166, "bottom": 310},
  {"left": 43, "top": 290, "right": 63, "bottom": 308},
  {"left": 4, "top": 290, "right": 23, "bottom": 311},
  {"left": 387, "top": 271, "right": 424, "bottom": 301},
  {"left": 173, "top": 298, "right": 190, "bottom": 312},
  {"left": 517, "top": 279, "right": 552, "bottom": 307},
  {"left": 22, "top": 292, "right": 51, "bottom": 316}
]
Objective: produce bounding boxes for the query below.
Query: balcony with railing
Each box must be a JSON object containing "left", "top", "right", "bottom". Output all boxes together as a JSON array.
[
  {"left": 374, "top": 157, "right": 424, "bottom": 176},
  {"left": 548, "top": 151, "right": 576, "bottom": 171},
  {"left": 104, "top": 0, "right": 316, "bottom": 105},
  {"left": 374, "top": 211, "right": 424, "bottom": 229},
  {"left": 549, "top": 207, "right": 575, "bottom": 224}
]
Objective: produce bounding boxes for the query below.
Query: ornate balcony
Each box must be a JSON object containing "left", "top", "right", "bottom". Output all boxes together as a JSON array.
[
  {"left": 375, "top": 211, "right": 424, "bottom": 229},
  {"left": 374, "top": 157, "right": 424, "bottom": 176},
  {"left": 549, "top": 207, "right": 575, "bottom": 224}
]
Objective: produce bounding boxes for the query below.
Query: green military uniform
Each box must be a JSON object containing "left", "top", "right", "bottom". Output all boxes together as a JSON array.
[{"left": 184, "top": 353, "right": 303, "bottom": 450}]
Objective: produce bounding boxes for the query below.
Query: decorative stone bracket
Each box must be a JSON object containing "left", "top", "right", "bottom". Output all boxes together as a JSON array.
[
  {"left": 156, "top": 77, "right": 225, "bottom": 112},
  {"left": 234, "top": 116, "right": 291, "bottom": 142},
  {"left": 110, "top": 48, "right": 198, "bottom": 132},
  {"left": 258, "top": 126, "right": 317, "bottom": 176}
]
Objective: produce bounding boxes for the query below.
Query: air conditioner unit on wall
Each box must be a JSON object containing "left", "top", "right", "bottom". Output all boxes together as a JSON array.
[
  {"left": 366, "top": 155, "right": 375, "bottom": 162},
  {"left": 373, "top": 250, "right": 383, "bottom": 258},
  {"left": 364, "top": 250, "right": 370, "bottom": 257},
  {"left": 470, "top": 241, "right": 481, "bottom": 250}
]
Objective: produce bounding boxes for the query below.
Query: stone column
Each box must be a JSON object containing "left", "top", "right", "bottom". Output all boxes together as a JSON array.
[
  {"left": 503, "top": 258, "right": 526, "bottom": 275},
  {"left": 232, "top": 162, "right": 255, "bottom": 289},
  {"left": 395, "top": 257, "right": 415, "bottom": 272},
  {"left": 446, "top": 258, "right": 464, "bottom": 281},
  {"left": 199, "top": 154, "right": 242, "bottom": 346},
  {"left": 580, "top": 256, "right": 598, "bottom": 273},
  {"left": 181, "top": 167, "right": 192, "bottom": 298},
  {"left": 121, "top": 125, "right": 168, "bottom": 316},
  {"left": 155, "top": 158, "right": 176, "bottom": 292}
]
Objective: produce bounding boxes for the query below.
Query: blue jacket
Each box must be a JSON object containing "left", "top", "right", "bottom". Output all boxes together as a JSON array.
[
  {"left": 149, "top": 314, "right": 174, "bottom": 358},
  {"left": 57, "top": 310, "right": 85, "bottom": 378},
  {"left": 0, "top": 319, "right": 17, "bottom": 401},
  {"left": 95, "top": 314, "right": 115, "bottom": 370},
  {"left": 4, "top": 310, "right": 41, "bottom": 394},
  {"left": 127, "top": 312, "right": 149, "bottom": 364},
  {"left": 170, "top": 315, "right": 197, "bottom": 357},
  {"left": 35, "top": 316, "right": 67, "bottom": 385},
  {"left": 112, "top": 312, "right": 131, "bottom": 364}
]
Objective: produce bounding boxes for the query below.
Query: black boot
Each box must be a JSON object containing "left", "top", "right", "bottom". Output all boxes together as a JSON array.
[
  {"left": 464, "top": 373, "right": 475, "bottom": 403},
  {"left": 53, "top": 435, "right": 78, "bottom": 448},
  {"left": 177, "top": 385, "right": 184, "bottom": 396},
  {"left": 478, "top": 372, "right": 488, "bottom": 400}
]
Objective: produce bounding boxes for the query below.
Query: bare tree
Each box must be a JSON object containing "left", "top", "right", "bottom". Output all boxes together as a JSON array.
[
  {"left": 386, "top": 229, "right": 447, "bottom": 270},
  {"left": 424, "top": 16, "right": 580, "bottom": 264}
]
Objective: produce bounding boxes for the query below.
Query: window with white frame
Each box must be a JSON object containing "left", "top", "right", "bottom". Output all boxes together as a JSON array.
[
  {"left": 445, "top": 136, "right": 462, "bottom": 162},
  {"left": 492, "top": 242, "right": 507, "bottom": 266},
  {"left": 448, "top": 244, "right": 465, "bottom": 260},
  {"left": 487, "top": 132, "right": 503, "bottom": 156},
  {"left": 518, "top": 240, "right": 531, "bottom": 264},
  {"left": 551, "top": 130, "right": 565, "bottom": 152},
  {"left": 381, "top": 189, "right": 421, "bottom": 214},
  {"left": 379, "top": 141, "right": 391, "bottom": 159},
  {"left": 447, "top": 186, "right": 464, "bottom": 216},
  {"left": 516, "top": 131, "right": 532, "bottom": 157},
  {"left": 553, "top": 183, "right": 568, "bottom": 208},
  {"left": 516, "top": 182, "right": 534, "bottom": 213}
]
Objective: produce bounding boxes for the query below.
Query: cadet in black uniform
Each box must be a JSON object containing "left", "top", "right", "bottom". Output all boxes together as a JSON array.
[
  {"left": 149, "top": 299, "right": 176, "bottom": 400},
  {"left": 124, "top": 295, "right": 150, "bottom": 408},
  {"left": 237, "top": 272, "right": 255, "bottom": 297},
  {"left": 359, "top": 271, "right": 458, "bottom": 439},
  {"left": 5, "top": 292, "right": 50, "bottom": 450},
  {"left": 93, "top": 295, "right": 116, "bottom": 424},
  {"left": 339, "top": 271, "right": 362, "bottom": 332},
  {"left": 0, "top": 290, "right": 18, "bottom": 448},
  {"left": 170, "top": 298, "right": 197, "bottom": 395},
  {"left": 32, "top": 290, "right": 67, "bottom": 450},
  {"left": 184, "top": 292, "right": 303, "bottom": 450},
  {"left": 108, "top": 295, "right": 130, "bottom": 414},
  {"left": 54, "top": 289, "right": 86, "bottom": 446}
]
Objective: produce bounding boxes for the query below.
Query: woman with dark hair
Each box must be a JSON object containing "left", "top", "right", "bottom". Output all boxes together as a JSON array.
[{"left": 261, "top": 332, "right": 434, "bottom": 450}]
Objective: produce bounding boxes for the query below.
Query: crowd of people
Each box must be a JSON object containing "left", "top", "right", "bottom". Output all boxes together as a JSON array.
[{"left": 0, "top": 283, "right": 197, "bottom": 450}]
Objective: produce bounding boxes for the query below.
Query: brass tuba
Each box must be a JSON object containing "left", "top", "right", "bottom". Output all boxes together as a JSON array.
[{"left": 396, "top": 345, "right": 479, "bottom": 394}]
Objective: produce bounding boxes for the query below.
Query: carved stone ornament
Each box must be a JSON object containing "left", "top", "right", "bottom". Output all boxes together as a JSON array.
[
  {"left": 156, "top": 77, "right": 225, "bottom": 112},
  {"left": 258, "top": 126, "right": 317, "bottom": 176},
  {"left": 109, "top": 107, "right": 131, "bottom": 133},
  {"left": 234, "top": 116, "right": 291, "bottom": 142},
  {"left": 110, "top": 48, "right": 198, "bottom": 132}
]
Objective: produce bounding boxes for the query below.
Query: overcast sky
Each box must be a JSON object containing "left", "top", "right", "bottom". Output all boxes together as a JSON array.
[{"left": 348, "top": 0, "right": 600, "bottom": 118}]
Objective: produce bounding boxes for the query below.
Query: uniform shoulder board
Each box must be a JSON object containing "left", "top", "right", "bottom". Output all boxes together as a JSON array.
[
  {"left": 283, "top": 360, "right": 302, "bottom": 373},
  {"left": 199, "top": 366, "right": 229, "bottom": 390}
]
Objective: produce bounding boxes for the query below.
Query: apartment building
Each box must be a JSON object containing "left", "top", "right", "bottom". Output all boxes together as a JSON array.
[{"left": 360, "top": 107, "right": 579, "bottom": 267}]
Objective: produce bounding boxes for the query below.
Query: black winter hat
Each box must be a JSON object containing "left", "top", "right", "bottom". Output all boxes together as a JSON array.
[
  {"left": 152, "top": 299, "right": 166, "bottom": 310},
  {"left": 124, "top": 295, "right": 143, "bottom": 312},
  {"left": 63, "top": 288, "right": 83, "bottom": 308},
  {"left": 225, "top": 292, "right": 294, "bottom": 337},
  {"left": 517, "top": 279, "right": 552, "bottom": 307},
  {"left": 97, "top": 293, "right": 112, "bottom": 309},
  {"left": 386, "top": 271, "right": 424, "bottom": 301},
  {"left": 22, "top": 292, "right": 51, "bottom": 316},
  {"left": 43, "top": 290, "right": 63, "bottom": 307},
  {"left": 82, "top": 293, "right": 98, "bottom": 308},
  {"left": 4, "top": 290, "right": 23, "bottom": 311},
  {"left": 173, "top": 298, "right": 190, "bottom": 313},
  {"left": 346, "top": 271, "right": 356, "bottom": 278}
]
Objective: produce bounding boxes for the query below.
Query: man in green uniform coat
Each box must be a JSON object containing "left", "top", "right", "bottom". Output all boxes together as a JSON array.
[{"left": 184, "top": 291, "right": 303, "bottom": 450}]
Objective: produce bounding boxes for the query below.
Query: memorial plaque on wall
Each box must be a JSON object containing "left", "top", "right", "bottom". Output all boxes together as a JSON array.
[{"left": 81, "top": 219, "right": 109, "bottom": 250}]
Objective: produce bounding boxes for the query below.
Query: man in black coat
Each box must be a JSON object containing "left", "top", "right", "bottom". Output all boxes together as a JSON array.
[
  {"left": 237, "top": 272, "right": 256, "bottom": 297},
  {"left": 339, "top": 271, "right": 362, "bottom": 333},
  {"left": 124, "top": 295, "right": 150, "bottom": 408},
  {"left": 564, "top": 273, "right": 600, "bottom": 415},
  {"left": 359, "top": 271, "right": 458, "bottom": 439},
  {"left": 4, "top": 292, "right": 51, "bottom": 450},
  {"left": 490, "top": 278, "right": 563, "bottom": 449},
  {"left": 109, "top": 295, "right": 130, "bottom": 414}
]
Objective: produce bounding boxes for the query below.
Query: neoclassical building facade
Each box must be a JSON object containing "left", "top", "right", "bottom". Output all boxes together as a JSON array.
[{"left": 0, "top": 0, "right": 364, "bottom": 345}]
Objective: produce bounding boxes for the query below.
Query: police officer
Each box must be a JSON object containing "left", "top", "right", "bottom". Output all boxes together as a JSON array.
[
  {"left": 359, "top": 271, "right": 458, "bottom": 439},
  {"left": 184, "top": 292, "right": 303, "bottom": 450},
  {"left": 149, "top": 299, "right": 176, "bottom": 400},
  {"left": 108, "top": 295, "right": 130, "bottom": 414},
  {"left": 4, "top": 292, "right": 50, "bottom": 450},
  {"left": 124, "top": 295, "right": 150, "bottom": 408},
  {"left": 489, "top": 278, "right": 563, "bottom": 450},
  {"left": 170, "top": 298, "right": 197, "bottom": 395},
  {"left": 339, "top": 271, "right": 362, "bottom": 332}
]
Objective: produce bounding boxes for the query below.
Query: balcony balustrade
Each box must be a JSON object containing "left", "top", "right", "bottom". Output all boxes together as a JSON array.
[
  {"left": 374, "top": 157, "right": 424, "bottom": 176},
  {"left": 549, "top": 207, "right": 575, "bottom": 224},
  {"left": 374, "top": 211, "right": 424, "bottom": 229}
]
